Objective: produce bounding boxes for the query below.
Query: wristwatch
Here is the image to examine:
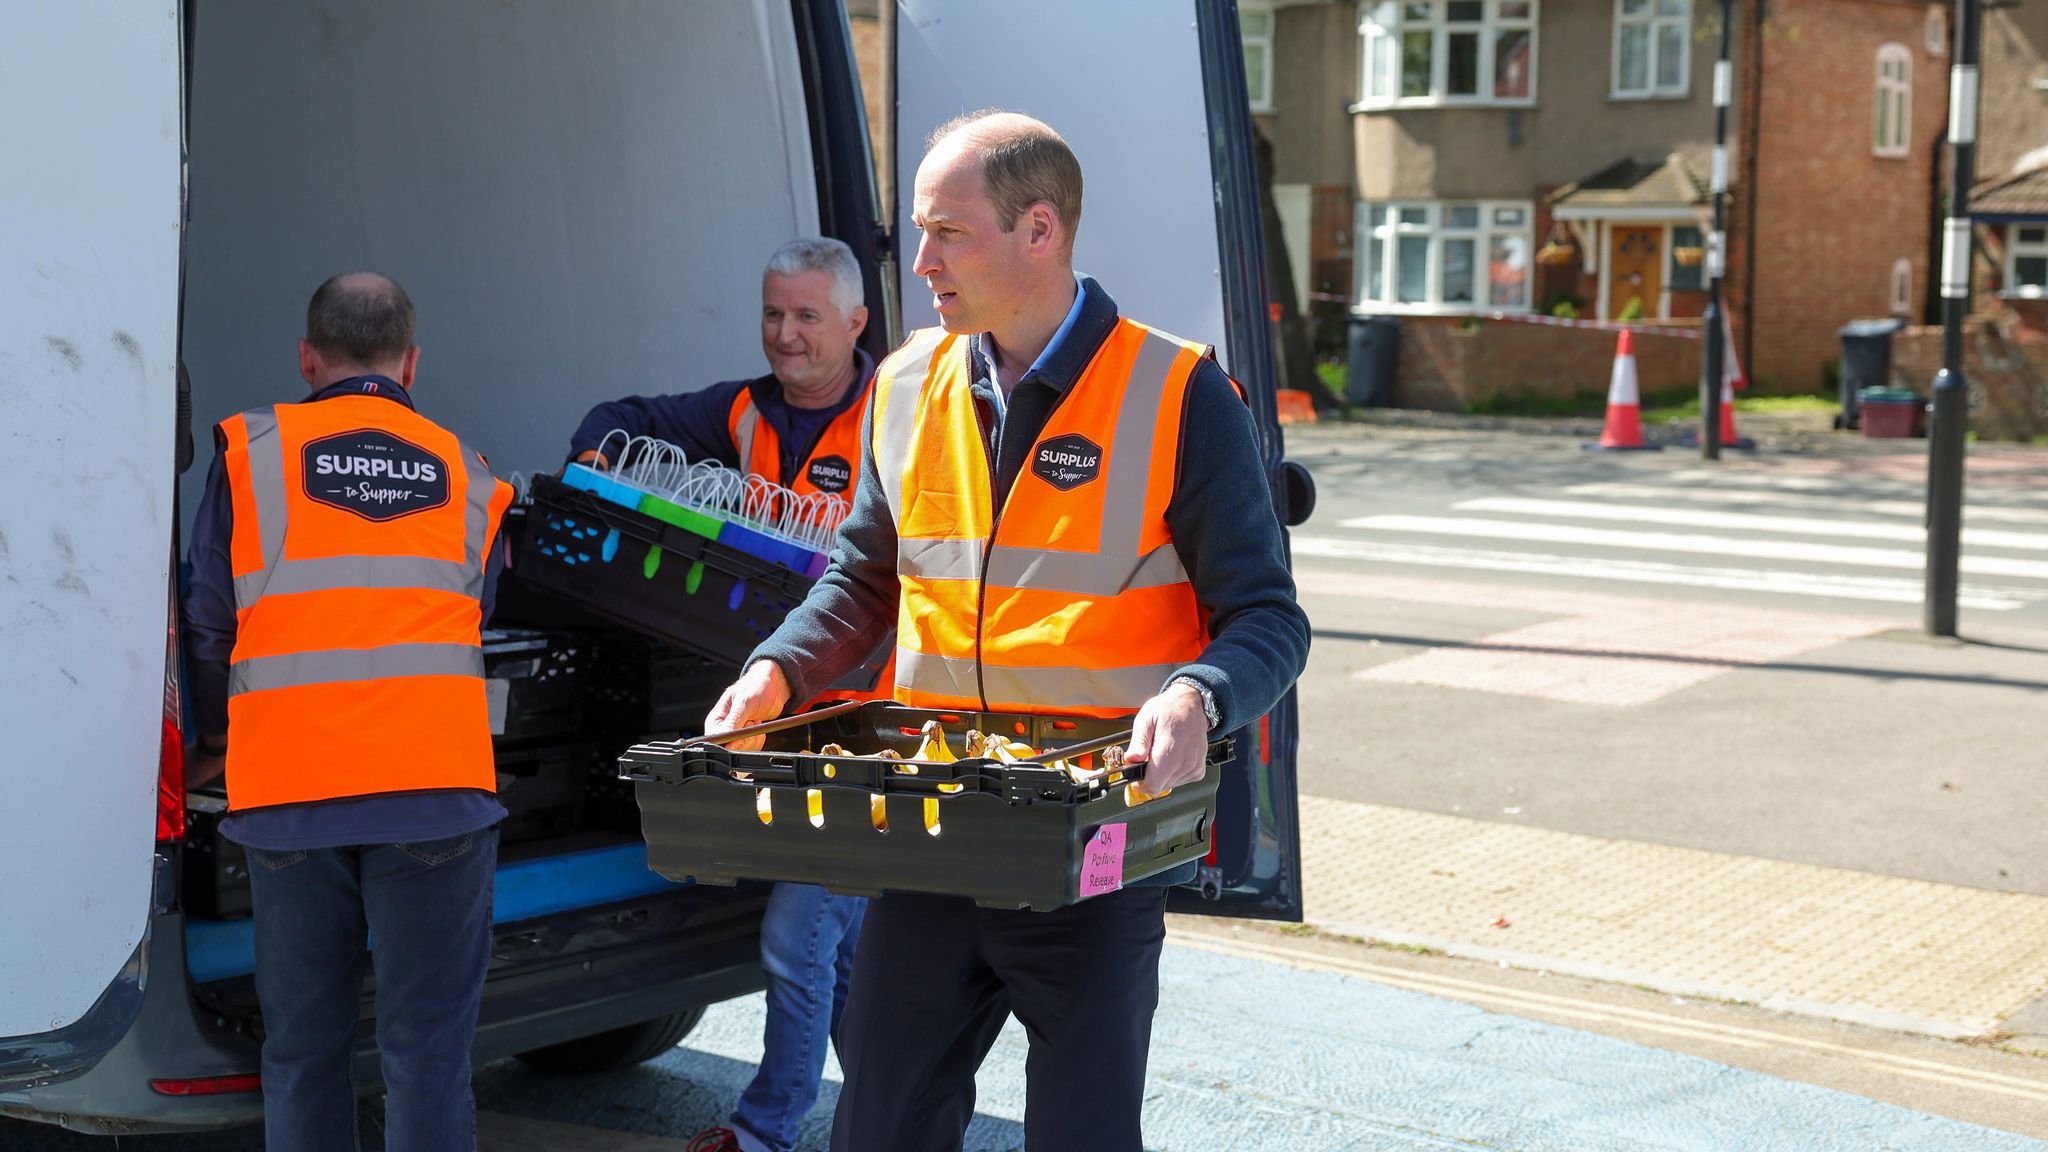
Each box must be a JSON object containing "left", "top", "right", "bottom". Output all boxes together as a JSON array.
[{"left": 1168, "top": 676, "right": 1220, "bottom": 731}]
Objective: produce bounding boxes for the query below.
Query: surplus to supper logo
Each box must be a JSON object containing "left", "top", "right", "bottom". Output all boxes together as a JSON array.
[
  {"left": 301, "top": 429, "right": 451, "bottom": 521},
  {"left": 806, "top": 454, "right": 853, "bottom": 494},
  {"left": 1030, "top": 433, "right": 1103, "bottom": 491}
]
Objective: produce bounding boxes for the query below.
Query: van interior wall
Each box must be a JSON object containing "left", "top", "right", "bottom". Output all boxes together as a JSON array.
[{"left": 179, "top": 0, "right": 820, "bottom": 530}]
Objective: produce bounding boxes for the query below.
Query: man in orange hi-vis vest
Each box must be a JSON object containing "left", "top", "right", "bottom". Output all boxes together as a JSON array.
[
  {"left": 705, "top": 113, "right": 1311, "bottom": 1152},
  {"left": 182, "top": 273, "right": 513, "bottom": 1152}
]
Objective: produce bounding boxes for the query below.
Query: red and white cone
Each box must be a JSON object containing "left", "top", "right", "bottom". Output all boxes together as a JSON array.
[
  {"left": 1716, "top": 321, "right": 1755, "bottom": 449},
  {"left": 1586, "top": 329, "right": 1660, "bottom": 451}
]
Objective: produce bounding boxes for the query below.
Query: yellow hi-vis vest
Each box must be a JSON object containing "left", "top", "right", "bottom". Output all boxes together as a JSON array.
[{"left": 869, "top": 319, "right": 1215, "bottom": 717}]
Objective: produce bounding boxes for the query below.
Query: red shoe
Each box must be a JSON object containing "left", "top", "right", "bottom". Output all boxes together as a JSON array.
[{"left": 687, "top": 1128, "right": 742, "bottom": 1152}]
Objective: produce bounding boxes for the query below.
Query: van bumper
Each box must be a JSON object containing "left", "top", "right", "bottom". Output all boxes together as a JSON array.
[{"left": 0, "top": 885, "right": 766, "bottom": 1135}]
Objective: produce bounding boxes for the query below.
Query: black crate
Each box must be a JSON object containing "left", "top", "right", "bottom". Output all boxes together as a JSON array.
[
  {"left": 621, "top": 703, "right": 1227, "bottom": 911},
  {"left": 181, "top": 798, "right": 250, "bottom": 920},
  {"left": 588, "top": 638, "right": 733, "bottom": 735},
  {"left": 511, "top": 473, "right": 815, "bottom": 668},
  {"left": 484, "top": 628, "right": 590, "bottom": 742},
  {"left": 496, "top": 738, "right": 594, "bottom": 843}
]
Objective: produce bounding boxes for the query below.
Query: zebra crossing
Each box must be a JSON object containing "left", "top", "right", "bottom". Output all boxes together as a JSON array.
[{"left": 1292, "top": 475, "right": 2048, "bottom": 614}]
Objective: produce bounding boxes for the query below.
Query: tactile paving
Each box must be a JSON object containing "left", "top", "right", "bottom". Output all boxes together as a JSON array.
[{"left": 1300, "top": 795, "right": 2048, "bottom": 1036}]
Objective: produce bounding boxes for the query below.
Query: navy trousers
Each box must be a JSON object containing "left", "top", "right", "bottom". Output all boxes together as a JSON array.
[
  {"left": 828, "top": 885, "right": 1168, "bottom": 1152},
  {"left": 245, "top": 830, "right": 497, "bottom": 1152}
]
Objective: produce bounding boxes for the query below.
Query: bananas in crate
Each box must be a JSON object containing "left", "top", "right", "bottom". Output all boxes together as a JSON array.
[{"left": 802, "top": 720, "right": 1121, "bottom": 790}]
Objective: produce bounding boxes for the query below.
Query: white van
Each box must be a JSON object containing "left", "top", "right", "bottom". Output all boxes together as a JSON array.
[{"left": 0, "top": 0, "right": 1312, "bottom": 1134}]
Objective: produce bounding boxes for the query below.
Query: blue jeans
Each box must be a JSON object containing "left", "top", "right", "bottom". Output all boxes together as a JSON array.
[
  {"left": 731, "top": 883, "right": 867, "bottom": 1152},
  {"left": 246, "top": 830, "right": 498, "bottom": 1152}
]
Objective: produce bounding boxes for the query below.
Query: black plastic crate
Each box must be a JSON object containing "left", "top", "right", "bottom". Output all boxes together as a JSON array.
[
  {"left": 511, "top": 473, "right": 815, "bottom": 668},
  {"left": 621, "top": 702, "right": 1227, "bottom": 911},
  {"left": 181, "top": 796, "right": 250, "bottom": 920},
  {"left": 484, "top": 628, "right": 590, "bottom": 742},
  {"left": 496, "top": 738, "right": 595, "bottom": 843},
  {"left": 588, "top": 638, "right": 734, "bottom": 735}
]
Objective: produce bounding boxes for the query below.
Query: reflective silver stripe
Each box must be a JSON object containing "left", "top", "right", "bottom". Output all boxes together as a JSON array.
[
  {"left": 235, "top": 408, "right": 287, "bottom": 610},
  {"left": 898, "top": 536, "right": 984, "bottom": 582},
  {"left": 876, "top": 331, "right": 946, "bottom": 519},
  {"left": 893, "top": 646, "right": 982, "bottom": 702},
  {"left": 457, "top": 439, "right": 500, "bottom": 597},
  {"left": 983, "top": 540, "right": 1187, "bottom": 596},
  {"left": 896, "top": 646, "right": 1177, "bottom": 713},
  {"left": 982, "top": 662, "right": 1175, "bottom": 713},
  {"left": 243, "top": 555, "right": 477, "bottom": 600},
  {"left": 732, "top": 400, "right": 760, "bottom": 476},
  {"left": 1095, "top": 331, "right": 1185, "bottom": 569},
  {"left": 229, "top": 642, "right": 485, "bottom": 696}
]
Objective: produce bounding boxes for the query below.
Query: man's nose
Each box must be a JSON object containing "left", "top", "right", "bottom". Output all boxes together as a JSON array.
[{"left": 912, "top": 232, "right": 939, "bottom": 278}]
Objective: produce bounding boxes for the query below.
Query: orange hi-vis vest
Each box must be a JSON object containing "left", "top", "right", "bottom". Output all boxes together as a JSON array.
[
  {"left": 870, "top": 319, "right": 1215, "bottom": 718},
  {"left": 218, "top": 394, "right": 514, "bottom": 811},
  {"left": 725, "top": 383, "right": 868, "bottom": 497},
  {"left": 725, "top": 381, "right": 896, "bottom": 704}
]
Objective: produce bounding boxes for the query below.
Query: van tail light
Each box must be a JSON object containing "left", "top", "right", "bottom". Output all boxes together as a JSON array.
[
  {"left": 150, "top": 1073, "right": 261, "bottom": 1096},
  {"left": 157, "top": 576, "right": 186, "bottom": 843}
]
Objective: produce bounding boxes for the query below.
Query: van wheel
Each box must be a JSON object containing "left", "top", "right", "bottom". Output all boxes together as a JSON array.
[{"left": 512, "top": 1005, "right": 707, "bottom": 1074}]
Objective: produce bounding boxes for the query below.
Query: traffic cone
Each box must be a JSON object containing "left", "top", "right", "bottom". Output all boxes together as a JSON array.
[
  {"left": 1716, "top": 376, "right": 1755, "bottom": 450},
  {"left": 1716, "top": 322, "right": 1755, "bottom": 449},
  {"left": 1585, "top": 329, "right": 1661, "bottom": 452}
]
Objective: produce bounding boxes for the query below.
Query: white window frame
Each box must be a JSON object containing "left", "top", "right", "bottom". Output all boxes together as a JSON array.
[
  {"left": 1357, "top": 0, "right": 1540, "bottom": 110},
  {"left": 2005, "top": 224, "right": 2048, "bottom": 300},
  {"left": 1890, "top": 257, "right": 1913, "bottom": 314},
  {"left": 1243, "top": 2, "right": 1276, "bottom": 113},
  {"left": 1874, "top": 43, "right": 1912, "bottom": 158},
  {"left": 1925, "top": 5, "right": 1947, "bottom": 57},
  {"left": 1354, "top": 200, "right": 1536, "bottom": 313},
  {"left": 1611, "top": 0, "right": 1691, "bottom": 99}
]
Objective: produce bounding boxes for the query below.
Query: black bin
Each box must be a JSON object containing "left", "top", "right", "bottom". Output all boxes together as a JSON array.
[
  {"left": 1837, "top": 318, "right": 1907, "bottom": 429},
  {"left": 1345, "top": 314, "right": 1401, "bottom": 407}
]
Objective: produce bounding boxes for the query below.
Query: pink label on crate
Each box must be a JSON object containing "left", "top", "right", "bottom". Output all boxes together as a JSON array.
[{"left": 1079, "top": 823, "right": 1127, "bottom": 898}]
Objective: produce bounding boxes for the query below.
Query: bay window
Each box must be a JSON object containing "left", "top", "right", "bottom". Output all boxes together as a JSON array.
[
  {"left": 1360, "top": 0, "right": 1538, "bottom": 108},
  {"left": 1357, "top": 201, "right": 1533, "bottom": 311}
]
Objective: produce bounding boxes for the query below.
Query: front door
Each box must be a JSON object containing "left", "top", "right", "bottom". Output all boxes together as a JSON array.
[
  {"left": 889, "top": 0, "right": 1307, "bottom": 920},
  {"left": 1607, "top": 225, "right": 1664, "bottom": 320}
]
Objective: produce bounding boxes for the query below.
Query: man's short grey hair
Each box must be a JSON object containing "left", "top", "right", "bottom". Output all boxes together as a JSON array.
[{"left": 764, "top": 237, "right": 866, "bottom": 317}]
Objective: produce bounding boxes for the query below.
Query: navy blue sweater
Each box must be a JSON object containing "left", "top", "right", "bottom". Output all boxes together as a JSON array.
[
  {"left": 750, "top": 278, "right": 1310, "bottom": 736},
  {"left": 565, "top": 350, "right": 875, "bottom": 487}
]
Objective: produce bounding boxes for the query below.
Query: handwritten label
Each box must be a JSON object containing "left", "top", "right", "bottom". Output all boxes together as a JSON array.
[{"left": 1079, "top": 822, "right": 1126, "bottom": 898}]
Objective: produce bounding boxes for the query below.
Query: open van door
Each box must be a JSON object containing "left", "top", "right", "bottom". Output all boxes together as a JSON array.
[
  {"left": 0, "top": 6, "right": 185, "bottom": 1085},
  {"left": 889, "top": 0, "right": 1309, "bottom": 919}
]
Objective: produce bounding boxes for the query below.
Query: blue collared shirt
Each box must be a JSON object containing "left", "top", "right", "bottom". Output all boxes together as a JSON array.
[{"left": 183, "top": 375, "right": 508, "bottom": 850}]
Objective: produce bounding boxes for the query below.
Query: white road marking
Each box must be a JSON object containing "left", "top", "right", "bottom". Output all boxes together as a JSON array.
[
  {"left": 1290, "top": 534, "right": 2035, "bottom": 610},
  {"left": 1336, "top": 514, "right": 2048, "bottom": 581},
  {"left": 1454, "top": 497, "right": 2048, "bottom": 551},
  {"left": 1563, "top": 482, "right": 2048, "bottom": 526}
]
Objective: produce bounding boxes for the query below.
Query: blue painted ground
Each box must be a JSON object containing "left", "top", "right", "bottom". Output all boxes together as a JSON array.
[
  {"left": 472, "top": 942, "right": 2042, "bottom": 1152},
  {"left": 6, "top": 942, "right": 2039, "bottom": 1149}
]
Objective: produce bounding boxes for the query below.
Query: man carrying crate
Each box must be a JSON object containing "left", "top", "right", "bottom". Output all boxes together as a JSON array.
[
  {"left": 567, "top": 238, "right": 879, "bottom": 1152},
  {"left": 705, "top": 113, "right": 1311, "bottom": 1152}
]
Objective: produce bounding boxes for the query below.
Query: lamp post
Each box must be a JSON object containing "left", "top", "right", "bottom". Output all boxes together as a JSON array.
[
  {"left": 1925, "top": 0, "right": 1980, "bottom": 636},
  {"left": 1700, "top": 0, "right": 1736, "bottom": 461}
]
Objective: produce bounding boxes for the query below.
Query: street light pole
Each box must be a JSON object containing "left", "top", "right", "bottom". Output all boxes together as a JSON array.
[
  {"left": 1925, "top": 0, "right": 1980, "bottom": 636},
  {"left": 1700, "top": 0, "right": 1736, "bottom": 461}
]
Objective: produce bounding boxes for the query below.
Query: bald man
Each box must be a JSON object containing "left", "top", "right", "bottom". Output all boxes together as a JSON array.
[
  {"left": 706, "top": 113, "right": 1310, "bottom": 1151},
  {"left": 184, "top": 273, "right": 512, "bottom": 1151}
]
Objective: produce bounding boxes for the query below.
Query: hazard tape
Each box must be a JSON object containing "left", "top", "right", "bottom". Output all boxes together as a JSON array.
[{"left": 1474, "top": 311, "right": 1702, "bottom": 339}]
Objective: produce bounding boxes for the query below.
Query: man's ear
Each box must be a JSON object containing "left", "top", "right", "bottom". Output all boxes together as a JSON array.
[
  {"left": 1025, "top": 202, "right": 1061, "bottom": 257},
  {"left": 298, "top": 339, "right": 319, "bottom": 386},
  {"left": 397, "top": 345, "right": 421, "bottom": 390},
  {"left": 848, "top": 305, "right": 870, "bottom": 341}
]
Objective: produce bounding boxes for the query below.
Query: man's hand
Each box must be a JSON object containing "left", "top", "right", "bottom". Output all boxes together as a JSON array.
[
  {"left": 704, "top": 660, "right": 794, "bottom": 751},
  {"left": 571, "top": 449, "right": 610, "bottom": 470},
  {"left": 1121, "top": 681, "right": 1211, "bottom": 796},
  {"left": 186, "top": 747, "right": 227, "bottom": 795}
]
